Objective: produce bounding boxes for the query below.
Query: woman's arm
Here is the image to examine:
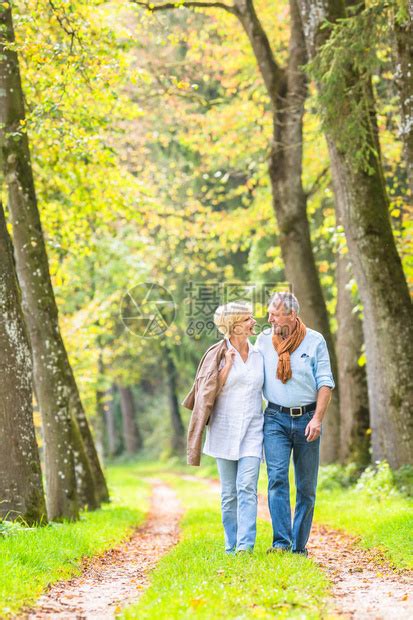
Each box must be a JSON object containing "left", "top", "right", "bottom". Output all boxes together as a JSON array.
[{"left": 217, "top": 349, "right": 236, "bottom": 392}]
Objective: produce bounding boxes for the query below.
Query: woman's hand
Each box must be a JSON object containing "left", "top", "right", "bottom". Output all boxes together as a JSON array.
[{"left": 224, "top": 349, "right": 237, "bottom": 365}]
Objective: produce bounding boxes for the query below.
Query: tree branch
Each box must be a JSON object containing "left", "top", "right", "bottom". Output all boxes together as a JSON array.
[
  {"left": 305, "top": 166, "right": 330, "bottom": 199},
  {"left": 131, "top": 0, "right": 237, "bottom": 14}
]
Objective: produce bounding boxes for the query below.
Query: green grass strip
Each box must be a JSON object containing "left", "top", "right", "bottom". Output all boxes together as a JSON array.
[{"left": 121, "top": 474, "right": 330, "bottom": 620}]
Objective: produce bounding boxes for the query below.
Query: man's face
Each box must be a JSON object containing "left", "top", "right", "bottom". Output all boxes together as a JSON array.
[{"left": 268, "top": 302, "right": 296, "bottom": 337}]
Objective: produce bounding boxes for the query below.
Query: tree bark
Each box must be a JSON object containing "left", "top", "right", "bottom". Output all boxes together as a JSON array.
[
  {"left": 70, "top": 414, "right": 100, "bottom": 510},
  {"left": 95, "top": 353, "right": 108, "bottom": 463},
  {"left": 298, "top": 0, "right": 413, "bottom": 467},
  {"left": 336, "top": 249, "right": 370, "bottom": 465},
  {"left": 0, "top": 4, "right": 106, "bottom": 516},
  {"left": 119, "top": 386, "right": 143, "bottom": 454},
  {"left": 164, "top": 346, "right": 185, "bottom": 454},
  {"left": 392, "top": 5, "right": 413, "bottom": 197},
  {"left": 0, "top": 201, "right": 47, "bottom": 525},
  {"left": 68, "top": 380, "right": 110, "bottom": 502}
]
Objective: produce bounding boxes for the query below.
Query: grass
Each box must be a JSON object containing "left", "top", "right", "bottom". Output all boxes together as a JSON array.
[
  {"left": 0, "top": 462, "right": 151, "bottom": 618},
  {"left": 121, "top": 470, "right": 331, "bottom": 620},
  {"left": 1, "top": 457, "right": 411, "bottom": 618}
]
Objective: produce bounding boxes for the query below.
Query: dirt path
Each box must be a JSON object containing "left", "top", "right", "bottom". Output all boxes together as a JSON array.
[
  {"left": 21, "top": 479, "right": 182, "bottom": 620},
  {"left": 182, "top": 474, "right": 413, "bottom": 620}
]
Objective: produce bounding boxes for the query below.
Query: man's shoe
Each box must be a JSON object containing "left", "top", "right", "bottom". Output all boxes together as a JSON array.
[
  {"left": 292, "top": 548, "right": 308, "bottom": 557},
  {"left": 266, "top": 546, "right": 289, "bottom": 554}
]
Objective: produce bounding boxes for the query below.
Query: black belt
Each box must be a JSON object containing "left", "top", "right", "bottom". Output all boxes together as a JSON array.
[{"left": 267, "top": 401, "right": 317, "bottom": 417}]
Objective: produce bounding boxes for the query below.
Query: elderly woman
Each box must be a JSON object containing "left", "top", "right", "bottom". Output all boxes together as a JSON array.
[{"left": 202, "top": 300, "right": 264, "bottom": 554}]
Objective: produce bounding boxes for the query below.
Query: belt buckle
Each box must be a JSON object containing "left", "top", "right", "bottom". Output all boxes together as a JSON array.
[{"left": 290, "top": 406, "right": 303, "bottom": 417}]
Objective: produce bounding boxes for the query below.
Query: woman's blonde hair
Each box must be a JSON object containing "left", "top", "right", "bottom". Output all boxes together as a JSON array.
[{"left": 213, "top": 300, "right": 253, "bottom": 337}]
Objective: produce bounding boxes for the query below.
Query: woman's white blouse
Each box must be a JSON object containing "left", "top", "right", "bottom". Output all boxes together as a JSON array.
[{"left": 203, "top": 337, "right": 265, "bottom": 461}]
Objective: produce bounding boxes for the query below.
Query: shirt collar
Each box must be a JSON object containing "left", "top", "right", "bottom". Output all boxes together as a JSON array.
[{"left": 225, "top": 337, "right": 254, "bottom": 354}]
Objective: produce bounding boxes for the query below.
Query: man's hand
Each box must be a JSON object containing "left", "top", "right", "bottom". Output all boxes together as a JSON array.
[
  {"left": 305, "top": 416, "right": 322, "bottom": 442},
  {"left": 305, "top": 386, "right": 332, "bottom": 441}
]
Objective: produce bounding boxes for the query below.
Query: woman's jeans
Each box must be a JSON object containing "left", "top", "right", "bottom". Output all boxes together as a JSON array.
[
  {"left": 216, "top": 456, "right": 261, "bottom": 553},
  {"left": 263, "top": 406, "right": 320, "bottom": 553}
]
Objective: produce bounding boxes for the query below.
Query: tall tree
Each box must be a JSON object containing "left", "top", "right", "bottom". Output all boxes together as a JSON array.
[
  {"left": 119, "top": 386, "right": 143, "bottom": 454},
  {"left": 134, "top": 0, "right": 340, "bottom": 461},
  {"left": 105, "top": 385, "right": 122, "bottom": 458},
  {"left": 298, "top": 0, "right": 413, "bottom": 467},
  {"left": 164, "top": 344, "right": 186, "bottom": 454},
  {"left": 0, "top": 3, "right": 108, "bottom": 517},
  {"left": 0, "top": 200, "right": 47, "bottom": 525}
]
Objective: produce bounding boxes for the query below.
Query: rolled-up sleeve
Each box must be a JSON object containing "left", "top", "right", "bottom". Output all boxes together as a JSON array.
[{"left": 314, "top": 337, "right": 335, "bottom": 390}]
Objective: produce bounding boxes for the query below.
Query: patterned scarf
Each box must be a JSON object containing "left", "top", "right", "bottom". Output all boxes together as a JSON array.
[{"left": 272, "top": 317, "right": 307, "bottom": 384}]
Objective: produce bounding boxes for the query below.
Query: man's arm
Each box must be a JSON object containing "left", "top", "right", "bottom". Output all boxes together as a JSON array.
[
  {"left": 306, "top": 336, "right": 335, "bottom": 442},
  {"left": 305, "top": 386, "right": 332, "bottom": 442}
]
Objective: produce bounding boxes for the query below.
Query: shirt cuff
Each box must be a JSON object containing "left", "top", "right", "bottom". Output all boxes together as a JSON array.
[{"left": 316, "top": 379, "right": 335, "bottom": 391}]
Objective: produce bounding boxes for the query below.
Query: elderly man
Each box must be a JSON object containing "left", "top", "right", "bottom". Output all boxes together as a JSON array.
[{"left": 255, "top": 292, "right": 335, "bottom": 556}]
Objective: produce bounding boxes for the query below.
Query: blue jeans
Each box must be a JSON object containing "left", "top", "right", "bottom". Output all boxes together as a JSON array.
[
  {"left": 216, "top": 456, "right": 261, "bottom": 553},
  {"left": 263, "top": 406, "right": 320, "bottom": 552}
]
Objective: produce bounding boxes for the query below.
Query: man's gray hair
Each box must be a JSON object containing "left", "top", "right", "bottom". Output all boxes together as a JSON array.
[{"left": 268, "top": 291, "right": 300, "bottom": 315}]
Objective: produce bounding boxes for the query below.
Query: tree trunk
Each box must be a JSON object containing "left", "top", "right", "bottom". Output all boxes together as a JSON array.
[
  {"left": 68, "top": 381, "right": 110, "bottom": 502},
  {"left": 0, "top": 4, "right": 105, "bottom": 517},
  {"left": 0, "top": 201, "right": 47, "bottom": 525},
  {"left": 119, "top": 386, "right": 143, "bottom": 454},
  {"left": 164, "top": 346, "right": 185, "bottom": 454},
  {"left": 105, "top": 384, "right": 120, "bottom": 458},
  {"left": 95, "top": 353, "right": 108, "bottom": 463},
  {"left": 233, "top": 0, "right": 340, "bottom": 462},
  {"left": 392, "top": 6, "right": 413, "bottom": 197},
  {"left": 298, "top": 0, "right": 413, "bottom": 467},
  {"left": 70, "top": 414, "right": 100, "bottom": 510},
  {"left": 336, "top": 249, "right": 370, "bottom": 465}
]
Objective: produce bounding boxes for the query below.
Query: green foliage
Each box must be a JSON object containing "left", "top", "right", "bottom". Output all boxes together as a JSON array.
[
  {"left": 317, "top": 462, "right": 360, "bottom": 491},
  {"left": 355, "top": 460, "right": 399, "bottom": 501},
  {"left": 317, "top": 460, "right": 413, "bottom": 499},
  {"left": 0, "top": 520, "right": 35, "bottom": 538},
  {"left": 7, "top": 0, "right": 412, "bottom": 460},
  {"left": 393, "top": 465, "right": 413, "bottom": 497},
  {"left": 306, "top": 2, "right": 389, "bottom": 174}
]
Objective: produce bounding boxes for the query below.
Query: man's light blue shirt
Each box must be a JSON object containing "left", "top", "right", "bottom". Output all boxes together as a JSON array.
[{"left": 255, "top": 327, "right": 335, "bottom": 408}]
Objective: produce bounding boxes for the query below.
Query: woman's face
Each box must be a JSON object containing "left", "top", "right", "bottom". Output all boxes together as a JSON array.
[{"left": 232, "top": 314, "right": 256, "bottom": 337}]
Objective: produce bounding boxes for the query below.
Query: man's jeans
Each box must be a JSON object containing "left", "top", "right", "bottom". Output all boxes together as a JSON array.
[
  {"left": 263, "top": 406, "right": 320, "bottom": 552},
  {"left": 216, "top": 456, "right": 261, "bottom": 553}
]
